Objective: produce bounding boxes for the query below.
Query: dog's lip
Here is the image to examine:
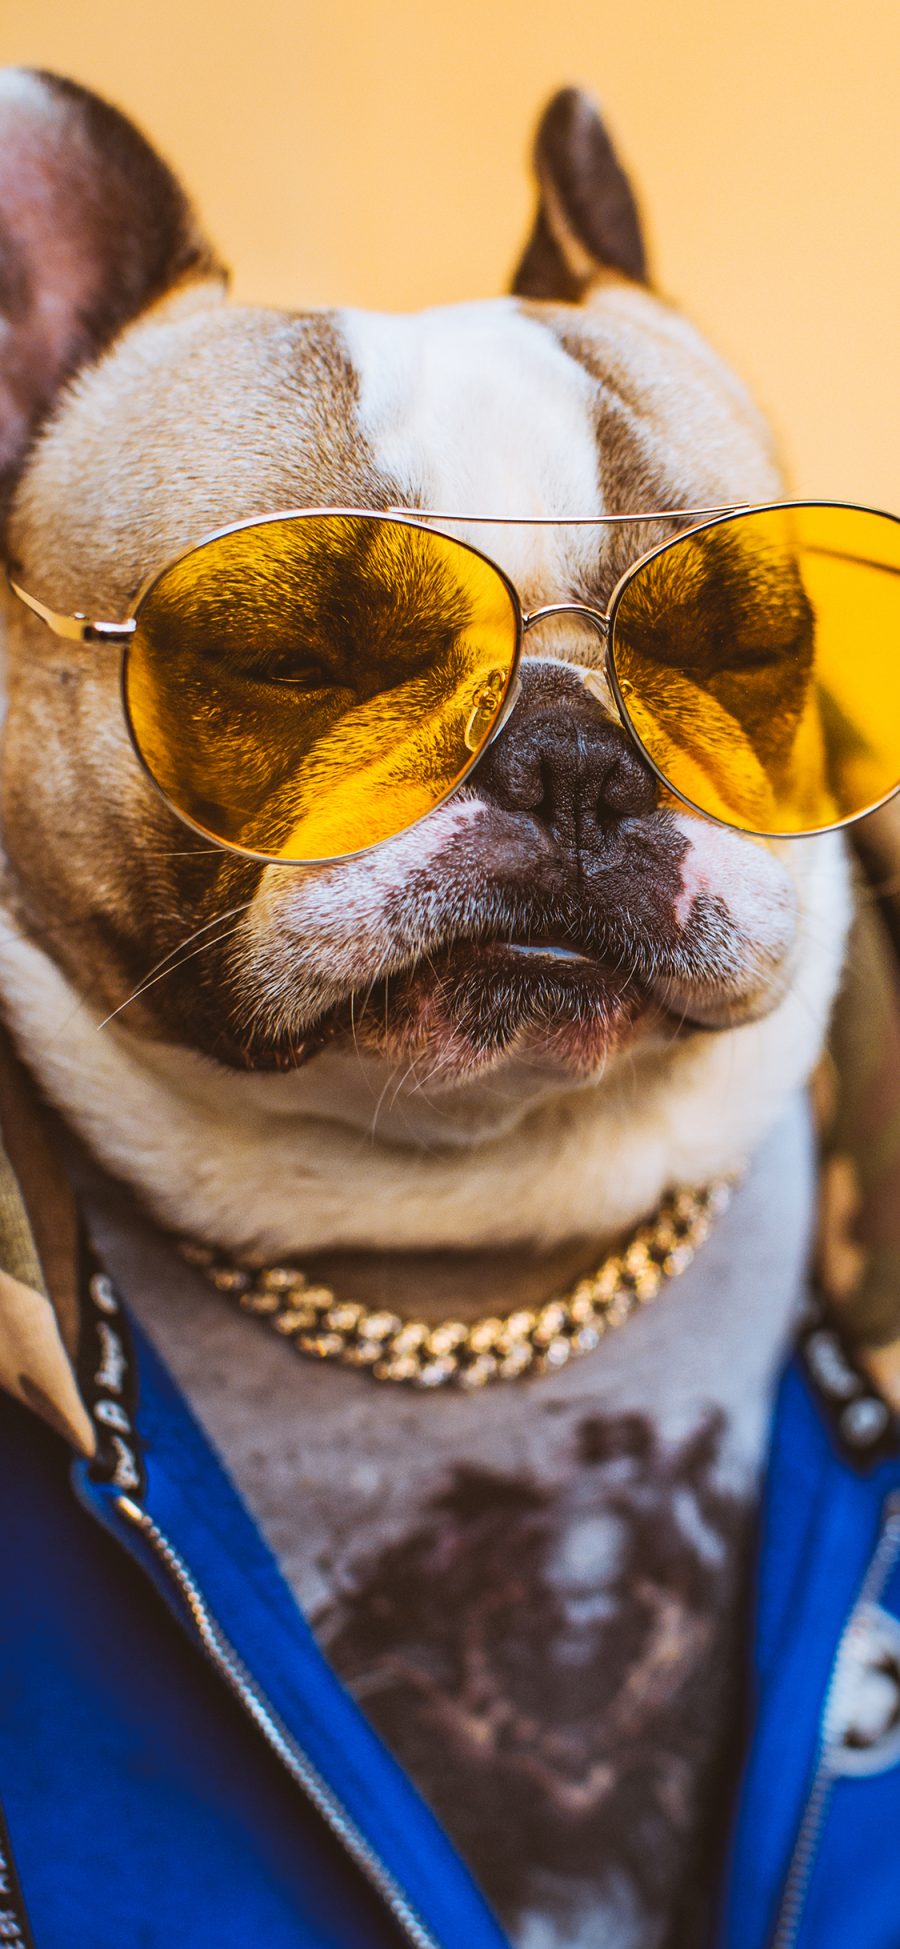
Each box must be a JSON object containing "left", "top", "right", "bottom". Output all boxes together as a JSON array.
[
  {"left": 415, "top": 930, "right": 628, "bottom": 986},
  {"left": 479, "top": 928, "right": 601, "bottom": 968},
  {"left": 235, "top": 927, "right": 656, "bottom": 1072},
  {"left": 342, "top": 928, "right": 641, "bottom": 1021}
]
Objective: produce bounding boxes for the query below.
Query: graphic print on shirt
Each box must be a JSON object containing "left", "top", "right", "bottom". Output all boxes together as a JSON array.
[{"left": 322, "top": 1408, "right": 749, "bottom": 1949}]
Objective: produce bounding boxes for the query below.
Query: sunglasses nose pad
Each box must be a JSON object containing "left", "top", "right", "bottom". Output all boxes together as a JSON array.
[
  {"left": 464, "top": 668, "right": 513, "bottom": 752},
  {"left": 486, "top": 671, "right": 523, "bottom": 741}
]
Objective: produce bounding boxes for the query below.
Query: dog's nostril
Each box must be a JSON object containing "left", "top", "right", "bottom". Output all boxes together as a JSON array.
[{"left": 597, "top": 751, "right": 658, "bottom": 820}]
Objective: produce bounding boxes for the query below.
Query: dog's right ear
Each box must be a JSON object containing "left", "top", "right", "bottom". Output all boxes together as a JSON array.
[
  {"left": 511, "top": 87, "right": 648, "bottom": 301},
  {"left": 0, "top": 69, "right": 226, "bottom": 529}
]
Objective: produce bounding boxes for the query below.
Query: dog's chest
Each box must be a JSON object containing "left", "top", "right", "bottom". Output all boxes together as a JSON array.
[{"left": 83, "top": 1094, "right": 814, "bottom": 1949}]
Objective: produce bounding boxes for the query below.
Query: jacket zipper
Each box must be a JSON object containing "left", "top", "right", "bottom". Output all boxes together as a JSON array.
[
  {"left": 0, "top": 1793, "right": 37, "bottom": 1949},
  {"left": 116, "top": 1494, "right": 443, "bottom": 1949},
  {"left": 769, "top": 1489, "right": 900, "bottom": 1949}
]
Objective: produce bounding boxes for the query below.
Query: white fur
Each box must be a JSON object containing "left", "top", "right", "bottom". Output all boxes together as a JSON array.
[{"left": 339, "top": 299, "right": 605, "bottom": 584}]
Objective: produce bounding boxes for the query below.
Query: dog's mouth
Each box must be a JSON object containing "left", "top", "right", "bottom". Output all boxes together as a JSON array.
[
  {"left": 491, "top": 937, "right": 595, "bottom": 965},
  {"left": 242, "top": 922, "right": 663, "bottom": 1082},
  {"left": 224, "top": 815, "right": 796, "bottom": 1086}
]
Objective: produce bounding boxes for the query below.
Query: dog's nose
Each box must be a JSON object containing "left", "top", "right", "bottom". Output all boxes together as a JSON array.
[{"left": 473, "top": 661, "right": 658, "bottom": 847}]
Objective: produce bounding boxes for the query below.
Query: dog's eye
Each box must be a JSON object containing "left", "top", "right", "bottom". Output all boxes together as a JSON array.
[
  {"left": 235, "top": 645, "right": 349, "bottom": 692},
  {"left": 622, "top": 562, "right": 814, "bottom": 681},
  {"left": 715, "top": 637, "right": 799, "bottom": 673},
  {"left": 263, "top": 660, "right": 336, "bottom": 690},
  {"left": 693, "top": 628, "right": 806, "bottom": 676},
  {"left": 622, "top": 615, "right": 810, "bottom": 680}
]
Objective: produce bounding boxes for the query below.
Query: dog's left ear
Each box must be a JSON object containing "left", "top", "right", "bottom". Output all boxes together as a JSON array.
[
  {"left": 511, "top": 87, "right": 648, "bottom": 300},
  {"left": 0, "top": 68, "right": 226, "bottom": 532}
]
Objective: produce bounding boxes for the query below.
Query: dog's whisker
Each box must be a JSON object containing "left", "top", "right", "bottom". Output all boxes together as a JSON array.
[
  {"left": 369, "top": 1058, "right": 404, "bottom": 1141},
  {"left": 96, "top": 912, "right": 253, "bottom": 1029},
  {"left": 387, "top": 1056, "right": 422, "bottom": 1115},
  {"left": 95, "top": 906, "right": 258, "bottom": 1032}
]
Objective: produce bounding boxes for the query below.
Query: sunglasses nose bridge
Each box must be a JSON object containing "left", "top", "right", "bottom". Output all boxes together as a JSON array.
[
  {"left": 513, "top": 602, "right": 621, "bottom": 728},
  {"left": 522, "top": 601, "right": 611, "bottom": 642},
  {"left": 489, "top": 604, "right": 613, "bottom": 742}
]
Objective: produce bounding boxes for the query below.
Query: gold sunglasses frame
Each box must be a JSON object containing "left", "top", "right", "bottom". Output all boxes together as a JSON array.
[{"left": 8, "top": 496, "right": 900, "bottom": 861}]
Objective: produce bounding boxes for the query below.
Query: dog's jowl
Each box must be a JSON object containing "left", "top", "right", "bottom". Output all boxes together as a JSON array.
[{"left": 0, "top": 71, "right": 851, "bottom": 1949}]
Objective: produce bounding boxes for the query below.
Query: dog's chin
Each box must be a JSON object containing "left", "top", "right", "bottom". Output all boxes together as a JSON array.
[{"left": 236, "top": 932, "right": 784, "bottom": 1088}]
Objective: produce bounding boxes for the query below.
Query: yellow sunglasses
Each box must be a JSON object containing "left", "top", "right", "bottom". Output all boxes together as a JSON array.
[{"left": 10, "top": 499, "right": 900, "bottom": 862}]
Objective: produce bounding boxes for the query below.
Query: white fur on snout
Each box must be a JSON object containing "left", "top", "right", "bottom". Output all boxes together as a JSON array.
[
  {"left": 659, "top": 813, "right": 798, "bottom": 1021},
  {"left": 672, "top": 816, "right": 795, "bottom": 952},
  {"left": 238, "top": 797, "right": 486, "bottom": 1037}
]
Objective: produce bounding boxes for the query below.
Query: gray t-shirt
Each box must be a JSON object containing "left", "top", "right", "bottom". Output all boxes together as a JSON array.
[{"left": 81, "top": 1093, "right": 815, "bottom": 1949}]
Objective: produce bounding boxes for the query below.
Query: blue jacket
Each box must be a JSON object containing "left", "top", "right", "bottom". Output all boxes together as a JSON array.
[
  {"left": 717, "top": 1321, "right": 900, "bottom": 1949},
  {"left": 3, "top": 1256, "right": 900, "bottom": 1948}
]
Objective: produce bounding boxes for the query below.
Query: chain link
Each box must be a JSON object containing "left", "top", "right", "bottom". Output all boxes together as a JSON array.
[{"left": 178, "top": 1177, "right": 736, "bottom": 1390}]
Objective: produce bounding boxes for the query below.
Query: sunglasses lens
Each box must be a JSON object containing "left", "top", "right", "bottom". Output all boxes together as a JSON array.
[
  {"left": 124, "top": 515, "right": 519, "bottom": 859},
  {"left": 610, "top": 504, "right": 900, "bottom": 835}
]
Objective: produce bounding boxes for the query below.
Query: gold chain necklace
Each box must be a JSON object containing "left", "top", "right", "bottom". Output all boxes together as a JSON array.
[{"left": 178, "top": 1175, "right": 736, "bottom": 1390}]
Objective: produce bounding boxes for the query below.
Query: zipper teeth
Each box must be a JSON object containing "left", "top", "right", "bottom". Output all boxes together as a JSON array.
[
  {"left": 116, "top": 1495, "right": 442, "bottom": 1949},
  {"left": 770, "top": 1493, "right": 900, "bottom": 1949}
]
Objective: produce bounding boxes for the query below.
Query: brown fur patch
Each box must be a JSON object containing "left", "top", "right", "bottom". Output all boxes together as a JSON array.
[{"left": 324, "top": 1410, "right": 747, "bottom": 1947}]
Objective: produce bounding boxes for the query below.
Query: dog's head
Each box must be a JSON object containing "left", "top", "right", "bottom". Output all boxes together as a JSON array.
[{"left": 0, "top": 72, "right": 850, "bottom": 1254}]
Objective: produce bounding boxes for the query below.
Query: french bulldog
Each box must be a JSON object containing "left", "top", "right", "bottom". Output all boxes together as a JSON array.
[{"left": 0, "top": 70, "right": 852, "bottom": 1948}]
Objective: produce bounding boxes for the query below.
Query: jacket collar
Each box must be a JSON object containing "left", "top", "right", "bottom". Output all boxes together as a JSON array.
[{"left": 0, "top": 1029, "right": 93, "bottom": 1453}]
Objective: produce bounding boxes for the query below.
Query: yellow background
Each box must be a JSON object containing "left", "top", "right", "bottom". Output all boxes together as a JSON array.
[{"left": 3, "top": 1, "right": 898, "bottom": 508}]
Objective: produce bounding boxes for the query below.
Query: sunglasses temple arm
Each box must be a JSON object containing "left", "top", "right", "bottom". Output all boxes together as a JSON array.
[{"left": 7, "top": 575, "right": 134, "bottom": 646}]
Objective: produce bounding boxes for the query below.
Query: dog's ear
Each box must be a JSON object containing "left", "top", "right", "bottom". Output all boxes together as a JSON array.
[
  {"left": 511, "top": 87, "right": 648, "bottom": 301},
  {"left": 0, "top": 69, "right": 226, "bottom": 528}
]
